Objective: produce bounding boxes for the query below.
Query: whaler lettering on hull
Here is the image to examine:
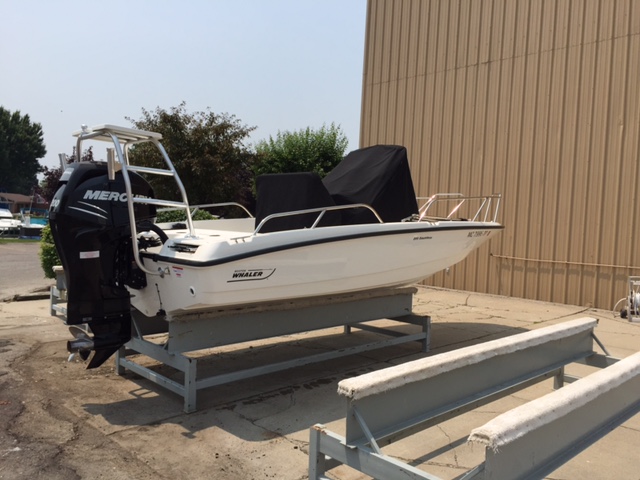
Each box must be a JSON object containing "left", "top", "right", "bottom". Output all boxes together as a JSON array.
[{"left": 228, "top": 268, "right": 276, "bottom": 283}]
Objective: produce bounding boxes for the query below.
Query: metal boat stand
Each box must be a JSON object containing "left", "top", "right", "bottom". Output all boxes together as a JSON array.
[
  {"left": 49, "top": 266, "right": 68, "bottom": 317},
  {"left": 115, "top": 287, "right": 430, "bottom": 413},
  {"left": 309, "top": 317, "right": 640, "bottom": 480}
]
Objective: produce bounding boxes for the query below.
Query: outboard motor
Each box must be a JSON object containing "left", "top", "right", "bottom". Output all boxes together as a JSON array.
[{"left": 49, "top": 161, "right": 156, "bottom": 368}]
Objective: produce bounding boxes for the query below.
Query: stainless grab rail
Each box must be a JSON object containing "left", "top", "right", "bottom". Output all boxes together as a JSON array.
[
  {"left": 253, "top": 203, "right": 383, "bottom": 235},
  {"left": 158, "top": 202, "right": 254, "bottom": 219}
]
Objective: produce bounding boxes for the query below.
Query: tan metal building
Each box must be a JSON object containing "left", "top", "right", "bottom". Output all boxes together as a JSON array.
[{"left": 360, "top": 0, "right": 640, "bottom": 310}]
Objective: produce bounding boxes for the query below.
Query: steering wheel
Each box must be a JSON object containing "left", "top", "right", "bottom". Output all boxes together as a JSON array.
[{"left": 136, "top": 220, "right": 169, "bottom": 244}]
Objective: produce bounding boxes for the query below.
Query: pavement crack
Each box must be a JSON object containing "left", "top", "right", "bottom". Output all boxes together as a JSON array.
[
  {"left": 436, "top": 424, "right": 459, "bottom": 468},
  {"left": 551, "top": 307, "right": 592, "bottom": 320}
]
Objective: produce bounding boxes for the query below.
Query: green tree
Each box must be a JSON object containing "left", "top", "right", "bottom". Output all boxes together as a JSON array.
[
  {"left": 126, "top": 102, "right": 257, "bottom": 208},
  {"left": 253, "top": 123, "right": 348, "bottom": 178},
  {"left": 0, "top": 107, "right": 47, "bottom": 194},
  {"left": 38, "top": 166, "right": 63, "bottom": 204}
]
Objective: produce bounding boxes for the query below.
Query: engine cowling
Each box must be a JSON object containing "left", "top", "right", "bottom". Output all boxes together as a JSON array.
[{"left": 49, "top": 161, "right": 156, "bottom": 368}]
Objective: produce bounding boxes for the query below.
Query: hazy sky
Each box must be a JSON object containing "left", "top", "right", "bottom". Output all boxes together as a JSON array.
[{"left": 0, "top": 0, "right": 367, "bottom": 170}]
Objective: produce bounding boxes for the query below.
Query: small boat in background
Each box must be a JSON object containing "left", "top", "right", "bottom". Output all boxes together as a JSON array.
[{"left": 0, "top": 208, "right": 21, "bottom": 236}]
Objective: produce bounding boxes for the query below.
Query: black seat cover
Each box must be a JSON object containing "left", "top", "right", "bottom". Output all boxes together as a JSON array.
[{"left": 255, "top": 172, "right": 340, "bottom": 233}]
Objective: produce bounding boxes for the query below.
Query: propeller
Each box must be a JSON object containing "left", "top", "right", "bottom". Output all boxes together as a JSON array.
[{"left": 67, "top": 325, "right": 94, "bottom": 362}]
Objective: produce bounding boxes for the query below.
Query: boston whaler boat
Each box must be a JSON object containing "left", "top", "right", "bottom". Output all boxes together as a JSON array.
[{"left": 49, "top": 125, "right": 503, "bottom": 368}]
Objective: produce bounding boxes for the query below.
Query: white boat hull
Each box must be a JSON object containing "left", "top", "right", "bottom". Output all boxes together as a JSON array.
[
  {"left": 49, "top": 125, "right": 506, "bottom": 368},
  {"left": 130, "top": 220, "right": 501, "bottom": 317}
]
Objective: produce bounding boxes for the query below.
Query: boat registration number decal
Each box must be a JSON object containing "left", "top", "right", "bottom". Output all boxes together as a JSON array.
[
  {"left": 228, "top": 268, "right": 276, "bottom": 282},
  {"left": 468, "top": 230, "right": 491, "bottom": 238}
]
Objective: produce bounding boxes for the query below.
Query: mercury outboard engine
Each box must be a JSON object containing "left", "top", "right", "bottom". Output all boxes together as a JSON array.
[{"left": 49, "top": 161, "right": 156, "bottom": 368}]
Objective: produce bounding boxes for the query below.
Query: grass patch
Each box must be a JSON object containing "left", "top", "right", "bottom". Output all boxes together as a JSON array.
[{"left": 0, "top": 237, "right": 41, "bottom": 244}]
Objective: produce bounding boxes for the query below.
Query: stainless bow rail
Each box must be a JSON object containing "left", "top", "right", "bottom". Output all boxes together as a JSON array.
[{"left": 417, "top": 193, "right": 501, "bottom": 222}]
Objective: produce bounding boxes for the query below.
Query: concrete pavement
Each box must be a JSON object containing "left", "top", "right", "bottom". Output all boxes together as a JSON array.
[
  {"left": 0, "top": 285, "right": 638, "bottom": 479},
  {"left": 0, "top": 242, "right": 53, "bottom": 301}
]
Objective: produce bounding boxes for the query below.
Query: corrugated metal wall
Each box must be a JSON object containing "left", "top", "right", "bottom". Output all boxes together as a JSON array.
[{"left": 361, "top": 0, "right": 640, "bottom": 309}]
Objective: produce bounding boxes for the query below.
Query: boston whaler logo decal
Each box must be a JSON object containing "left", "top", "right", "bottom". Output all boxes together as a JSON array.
[{"left": 228, "top": 268, "right": 276, "bottom": 283}]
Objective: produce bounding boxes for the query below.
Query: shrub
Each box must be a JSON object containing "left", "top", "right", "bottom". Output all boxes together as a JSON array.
[
  {"left": 39, "top": 224, "right": 60, "bottom": 279},
  {"left": 155, "top": 208, "right": 215, "bottom": 223}
]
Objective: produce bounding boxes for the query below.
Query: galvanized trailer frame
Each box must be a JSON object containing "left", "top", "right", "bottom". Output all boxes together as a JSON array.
[
  {"left": 309, "top": 317, "right": 640, "bottom": 480},
  {"left": 52, "top": 284, "right": 430, "bottom": 413},
  {"left": 115, "top": 287, "right": 430, "bottom": 413},
  {"left": 51, "top": 260, "right": 430, "bottom": 414}
]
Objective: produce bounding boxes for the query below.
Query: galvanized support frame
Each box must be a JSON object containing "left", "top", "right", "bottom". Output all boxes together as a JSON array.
[
  {"left": 344, "top": 321, "right": 596, "bottom": 446},
  {"left": 115, "top": 288, "right": 429, "bottom": 413},
  {"left": 479, "top": 352, "right": 640, "bottom": 480},
  {"left": 49, "top": 266, "right": 67, "bottom": 317},
  {"left": 309, "top": 425, "right": 442, "bottom": 480},
  {"left": 308, "top": 319, "right": 636, "bottom": 480}
]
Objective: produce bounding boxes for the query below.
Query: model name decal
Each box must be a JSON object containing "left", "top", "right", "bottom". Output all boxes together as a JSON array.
[
  {"left": 413, "top": 235, "right": 432, "bottom": 241},
  {"left": 228, "top": 268, "right": 276, "bottom": 282}
]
